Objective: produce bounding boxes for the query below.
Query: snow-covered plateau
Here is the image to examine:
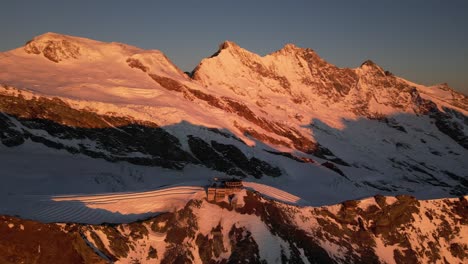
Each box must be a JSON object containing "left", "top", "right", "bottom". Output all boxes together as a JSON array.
[{"left": 0, "top": 33, "right": 467, "bottom": 263}]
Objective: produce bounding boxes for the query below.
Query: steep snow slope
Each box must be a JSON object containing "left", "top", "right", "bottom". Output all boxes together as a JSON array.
[
  {"left": 0, "top": 32, "right": 184, "bottom": 102},
  {"left": 0, "top": 33, "right": 467, "bottom": 205},
  {"left": 192, "top": 40, "right": 467, "bottom": 132},
  {"left": 403, "top": 79, "right": 468, "bottom": 112}
]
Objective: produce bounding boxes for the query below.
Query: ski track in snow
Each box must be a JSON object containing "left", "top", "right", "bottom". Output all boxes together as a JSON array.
[
  {"left": 1, "top": 182, "right": 304, "bottom": 224},
  {"left": 243, "top": 182, "right": 303, "bottom": 204}
]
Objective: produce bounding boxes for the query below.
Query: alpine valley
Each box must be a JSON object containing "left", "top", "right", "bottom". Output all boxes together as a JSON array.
[{"left": 0, "top": 33, "right": 466, "bottom": 264}]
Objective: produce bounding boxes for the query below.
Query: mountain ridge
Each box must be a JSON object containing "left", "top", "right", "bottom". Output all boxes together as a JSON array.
[
  {"left": 0, "top": 32, "right": 467, "bottom": 204},
  {"left": 2, "top": 32, "right": 466, "bottom": 111},
  {"left": 0, "top": 32, "right": 467, "bottom": 264}
]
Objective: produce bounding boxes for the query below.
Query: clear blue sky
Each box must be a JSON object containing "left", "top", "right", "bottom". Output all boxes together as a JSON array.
[{"left": 1, "top": 0, "right": 467, "bottom": 94}]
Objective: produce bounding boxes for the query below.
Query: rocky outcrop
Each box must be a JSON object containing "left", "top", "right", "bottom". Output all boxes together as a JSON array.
[
  {"left": 187, "top": 136, "right": 281, "bottom": 178},
  {"left": 430, "top": 107, "right": 468, "bottom": 149},
  {"left": 0, "top": 216, "right": 105, "bottom": 264},
  {"left": 2, "top": 194, "right": 466, "bottom": 263},
  {"left": 24, "top": 34, "right": 81, "bottom": 63},
  {"left": 126, "top": 58, "right": 149, "bottom": 72},
  {"left": 0, "top": 88, "right": 282, "bottom": 177},
  {"left": 0, "top": 91, "right": 196, "bottom": 169}
]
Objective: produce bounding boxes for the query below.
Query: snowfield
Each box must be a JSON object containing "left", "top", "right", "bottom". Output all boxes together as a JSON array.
[
  {"left": 0, "top": 181, "right": 310, "bottom": 224},
  {"left": 2, "top": 185, "right": 204, "bottom": 224}
]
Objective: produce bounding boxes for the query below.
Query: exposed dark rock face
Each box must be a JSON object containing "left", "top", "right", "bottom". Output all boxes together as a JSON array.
[
  {"left": 0, "top": 91, "right": 283, "bottom": 177},
  {"left": 186, "top": 87, "right": 225, "bottom": 109},
  {"left": 234, "top": 123, "right": 292, "bottom": 149},
  {"left": 0, "top": 93, "right": 196, "bottom": 169},
  {"left": 444, "top": 170, "right": 468, "bottom": 193},
  {"left": 126, "top": 58, "right": 149, "bottom": 72},
  {"left": 85, "top": 225, "right": 131, "bottom": 261},
  {"left": 301, "top": 49, "right": 359, "bottom": 99},
  {"left": 187, "top": 135, "right": 281, "bottom": 178},
  {"left": 24, "top": 38, "right": 80, "bottom": 63},
  {"left": 223, "top": 97, "right": 318, "bottom": 154},
  {"left": 227, "top": 225, "right": 265, "bottom": 264},
  {"left": 149, "top": 73, "right": 186, "bottom": 92},
  {"left": 196, "top": 223, "right": 227, "bottom": 263},
  {"left": 147, "top": 246, "right": 157, "bottom": 260},
  {"left": 430, "top": 107, "right": 468, "bottom": 149},
  {"left": 321, "top": 161, "right": 347, "bottom": 178},
  {"left": 0, "top": 216, "right": 105, "bottom": 264},
  {"left": 239, "top": 192, "right": 336, "bottom": 264},
  {"left": 0, "top": 113, "right": 25, "bottom": 147},
  {"left": 188, "top": 135, "right": 246, "bottom": 177},
  {"left": 249, "top": 157, "right": 282, "bottom": 178},
  {"left": 159, "top": 200, "right": 201, "bottom": 264},
  {"left": 314, "top": 145, "right": 350, "bottom": 166},
  {"left": 211, "top": 141, "right": 281, "bottom": 178}
]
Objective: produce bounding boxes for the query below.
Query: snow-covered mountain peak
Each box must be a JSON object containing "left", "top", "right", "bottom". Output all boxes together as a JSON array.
[
  {"left": 278, "top": 43, "right": 301, "bottom": 53},
  {"left": 282, "top": 43, "right": 298, "bottom": 49},
  {"left": 28, "top": 32, "right": 77, "bottom": 42},
  {"left": 23, "top": 32, "right": 84, "bottom": 63},
  {"left": 22, "top": 32, "right": 144, "bottom": 63},
  {"left": 191, "top": 41, "right": 264, "bottom": 84},
  {"left": 279, "top": 42, "right": 318, "bottom": 54},
  {"left": 358, "top": 59, "right": 386, "bottom": 76},
  {"left": 0, "top": 33, "right": 188, "bottom": 102},
  {"left": 218, "top": 40, "right": 241, "bottom": 51},
  {"left": 204, "top": 40, "right": 247, "bottom": 59},
  {"left": 360, "top": 59, "right": 378, "bottom": 67},
  {"left": 193, "top": 40, "right": 357, "bottom": 105}
]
